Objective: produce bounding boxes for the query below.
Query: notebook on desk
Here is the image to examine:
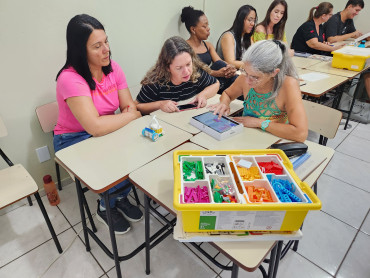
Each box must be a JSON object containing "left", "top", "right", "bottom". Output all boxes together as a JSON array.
[{"left": 292, "top": 152, "right": 327, "bottom": 181}]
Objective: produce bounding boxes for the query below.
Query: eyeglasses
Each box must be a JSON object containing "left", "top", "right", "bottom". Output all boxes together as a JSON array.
[
  {"left": 246, "top": 17, "right": 256, "bottom": 24},
  {"left": 239, "top": 67, "right": 260, "bottom": 84}
]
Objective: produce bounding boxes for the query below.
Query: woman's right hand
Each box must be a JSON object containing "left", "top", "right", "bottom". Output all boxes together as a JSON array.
[
  {"left": 208, "top": 102, "right": 230, "bottom": 119},
  {"left": 159, "top": 100, "right": 179, "bottom": 113}
]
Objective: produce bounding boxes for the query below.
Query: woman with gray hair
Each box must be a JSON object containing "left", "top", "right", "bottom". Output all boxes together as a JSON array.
[{"left": 210, "top": 40, "right": 308, "bottom": 142}]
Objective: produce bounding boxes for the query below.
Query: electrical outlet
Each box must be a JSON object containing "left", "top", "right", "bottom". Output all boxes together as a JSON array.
[{"left": 36, "top": 146, "right": 51, "bottom": 163}]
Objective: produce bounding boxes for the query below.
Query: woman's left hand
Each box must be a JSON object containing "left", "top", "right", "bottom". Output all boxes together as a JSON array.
[
  {"left": 192, "top": 95, "right": 207, "bottom": 109},
  {"left": 232, "top": 116, "right": 262, "bottom": 128}
]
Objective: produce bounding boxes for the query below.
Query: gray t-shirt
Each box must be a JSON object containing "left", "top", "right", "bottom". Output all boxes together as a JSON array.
[{"left": 216, "top": 31, "right": 245, "bottom": 61}]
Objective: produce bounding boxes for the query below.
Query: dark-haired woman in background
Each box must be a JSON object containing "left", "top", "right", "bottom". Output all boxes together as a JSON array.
[
  {"left": 253, "top": 0, "right": 288, "bottom": 43},
  {"left": 135, "top": 36, "right": 219, "bottom": 115},
  {"left": 54, "top": 14, "right": 142, "bottom": 235},
  {"left": 216, "top": 5, "right": 257, "bottom": 69},
  {"left": 181, "top": 6, "right": 237, "bottom": 93},
  {"left": 292, "top": 2, "right": 344, "bottom": 55}
]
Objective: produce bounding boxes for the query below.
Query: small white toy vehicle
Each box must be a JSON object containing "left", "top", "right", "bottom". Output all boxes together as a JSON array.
[{"left": 142, "top": 115, "right": 164, "bottom": 141}]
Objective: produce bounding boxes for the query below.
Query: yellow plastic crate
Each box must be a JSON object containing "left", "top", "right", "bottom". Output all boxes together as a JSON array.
[
  {"left": 173, "top": 149, "right": 321, "bottom": 233},
  {"left": 331, "top": 46, "right": 370, "bottom": 72}
]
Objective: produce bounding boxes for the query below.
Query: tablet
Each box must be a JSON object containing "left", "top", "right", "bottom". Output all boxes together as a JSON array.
[{"left": 190, "top": 111, "right": 243, "bottom": 140}]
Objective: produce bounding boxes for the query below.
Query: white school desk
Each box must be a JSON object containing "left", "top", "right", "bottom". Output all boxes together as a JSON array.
[
  {"left": 151, "top": 95, "right": 243, "bottom": 134},
  {"left": 55, "top": 116, "right": 192, "bottom": 192},
  {"left": 306, "top": 60, "right": 367, "bottom": 78},
  {"left": 54, "top": 116, "right": 193, "bottom": 278},
  {"left": 298, "top": 68, "right": 348, "bottom": 97},
  {"left": 331, "top": 39, "right": 370, "bottom": 48},
  {"left": 129, "top": 142, "right": 281, "bottom": 278},
  {"left": 129, "top": 141, "right": 335, "bottom": 277},
  {"left": 190, "top": 127, "right": 279, "bottom": 151},
  {"left": 292, "top": 56, "right": 323, "bottom": 69}
]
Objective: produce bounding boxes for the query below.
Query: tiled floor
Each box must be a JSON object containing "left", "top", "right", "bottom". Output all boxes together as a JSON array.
[{"left": 0, "top": 120, "right": 369, "bottom": 278}]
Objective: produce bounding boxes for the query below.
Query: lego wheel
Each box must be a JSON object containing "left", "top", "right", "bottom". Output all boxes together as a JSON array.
[{"left": 152, "top": 133, "right": 159, "bottom": 141}]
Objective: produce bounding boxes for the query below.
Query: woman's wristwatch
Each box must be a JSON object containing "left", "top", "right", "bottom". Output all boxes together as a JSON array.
[{"left": 261, "top": 120, "right": 271, "bottom": 131}]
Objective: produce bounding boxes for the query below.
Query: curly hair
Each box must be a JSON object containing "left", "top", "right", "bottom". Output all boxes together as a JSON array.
[{"left": 141, "top": 36, "right": 210, "bottom": 87}]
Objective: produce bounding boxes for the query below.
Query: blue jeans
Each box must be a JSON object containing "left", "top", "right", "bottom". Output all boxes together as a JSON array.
[{"left": 53, "top": 131, "right": 131, "bottom": 208}]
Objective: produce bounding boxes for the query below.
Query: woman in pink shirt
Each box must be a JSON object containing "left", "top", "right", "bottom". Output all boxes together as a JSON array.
[{"left": 54, "top": 14, "right": 142, "bottom": 235}]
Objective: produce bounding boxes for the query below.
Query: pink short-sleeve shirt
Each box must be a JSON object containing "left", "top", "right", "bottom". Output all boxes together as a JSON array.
[{"left": 54, "top": 60, "right": 128, "bottom": 135}]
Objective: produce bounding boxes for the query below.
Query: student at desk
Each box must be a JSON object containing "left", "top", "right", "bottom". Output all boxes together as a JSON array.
[
  {"left": 215, "top": 5, "right": 257, "bottom": 70},
  {"left": 323, "top": 0, "right": 366, "bottom": 43},
  {"left": 252, "top": 0, "right": 287, "bottom": 43},
  {"left": 210, "top": 40, "right": 308, "bottom": 142},
  {"left": 181, "top": 6, "right": 237, "bottom": 93},
  {"left": 252, "top": 0, "right": 294, "bottom": 56},
  {"left": 323, "top": 0, "right": 370, "bottom": 102},
  {"left": 292, "top": 2, "right": 345, "bottom": 55},
  {"left": 135, "top": 36, "right": 219, "bottom": 114},
  {"left": 54, "top": 14, "right": 143, "bottom": 235}
]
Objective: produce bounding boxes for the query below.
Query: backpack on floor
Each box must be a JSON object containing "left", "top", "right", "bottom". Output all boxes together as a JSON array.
[{"left": 339, "top": 92, "right": 370, "bottom": 124}]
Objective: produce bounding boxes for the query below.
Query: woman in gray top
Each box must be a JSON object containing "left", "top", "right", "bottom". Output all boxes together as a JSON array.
[{"left": 216, "top": 5, "right": 257, "bottom": 69}]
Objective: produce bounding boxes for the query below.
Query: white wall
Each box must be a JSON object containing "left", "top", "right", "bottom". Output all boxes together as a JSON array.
[{"left": 0, "top": 0, "right": 368, "bottom": 189}]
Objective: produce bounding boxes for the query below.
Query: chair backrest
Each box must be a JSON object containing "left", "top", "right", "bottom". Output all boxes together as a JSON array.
[
  {"left": 35, "top": 101, "right": 59, "bottom": 133},
  {"left": 303, "top": 99, "right": 342, "bottom": 139},
  {"left": 0, "top": 116, "right": 8, "bottom": 138}
]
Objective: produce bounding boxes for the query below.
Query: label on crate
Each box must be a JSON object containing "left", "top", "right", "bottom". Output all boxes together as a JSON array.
[{"left": 199, "top": 211, "right": 286, "bottom": 231}]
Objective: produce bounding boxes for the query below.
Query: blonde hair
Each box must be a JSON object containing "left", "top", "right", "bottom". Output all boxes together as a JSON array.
[{"left": 141, "top": 36, "right": 210, "bottom": 87}]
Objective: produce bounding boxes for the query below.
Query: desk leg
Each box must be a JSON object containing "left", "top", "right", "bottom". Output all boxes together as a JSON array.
[
  {"left": 332, "top": 84, "right": 345, "bottom": 109},
  {"left": 103, "top": 192, "right": 122, "bottom": 278},
  {"left": 231, "top": 263, "right": 239, "bottom": 278},
  {"left": 344, "top": 78, "right": 362, "bottom": 130},
  {"left": 144, "top": 194, "right": 150, "bottom": 275},
  {"left": 267, "top": 242, "right": 278, "bottom": 278},
  {"left": 272, "top": 241, "right": 283, "bottom": 278},
  {"left": 75, "top": 179, "right": 90, "bottom": 251}
]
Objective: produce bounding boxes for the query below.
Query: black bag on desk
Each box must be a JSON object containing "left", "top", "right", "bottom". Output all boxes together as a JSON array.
[{"left": 339, "top": 92, "right": 370, "bottom": 124}]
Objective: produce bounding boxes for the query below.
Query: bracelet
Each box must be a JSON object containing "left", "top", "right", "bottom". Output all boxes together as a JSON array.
[{"left": 261, "top": 120, "right": 271, "bottom": 132}]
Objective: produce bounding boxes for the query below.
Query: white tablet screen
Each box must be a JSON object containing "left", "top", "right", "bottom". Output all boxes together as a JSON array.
[{"left": 192, "top": 112, "right": 239, "bottom": 133}]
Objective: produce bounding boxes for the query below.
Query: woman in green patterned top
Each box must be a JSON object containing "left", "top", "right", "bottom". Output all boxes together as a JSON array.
[{"left": 209, "top": 40, "right": 308, "bottom": 143}]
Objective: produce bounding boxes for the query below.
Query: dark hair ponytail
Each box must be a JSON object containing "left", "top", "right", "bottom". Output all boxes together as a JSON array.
[{"left": 307, "top": 2, "right": 333, "bottom": 22}]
